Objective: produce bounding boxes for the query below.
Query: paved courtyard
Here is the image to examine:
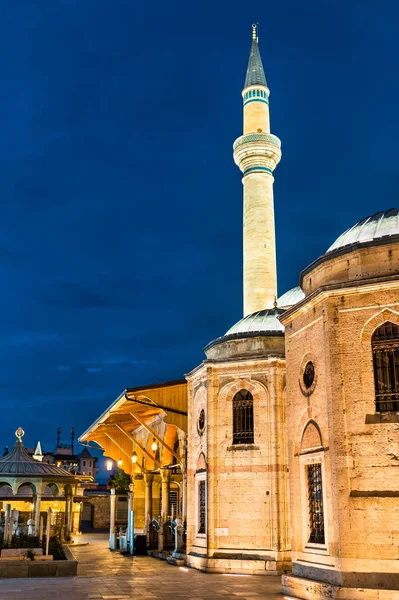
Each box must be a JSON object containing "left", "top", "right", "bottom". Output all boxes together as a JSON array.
[{"left": 0, "top": 534, "right": 285, "bottom": 600}]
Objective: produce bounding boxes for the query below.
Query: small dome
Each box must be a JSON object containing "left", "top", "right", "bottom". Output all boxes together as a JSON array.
[
  {"left": 277, "top": 286, "right": 305, "bottom": 308},
  {"left": 225, "top": 307, "right": 285, "bottom": 337},
  {"left": 327, "top": 209, "right": 399, "bottom": 253},
  {"left": 0, "top": 440, "right": 74, "bottom": 477}
]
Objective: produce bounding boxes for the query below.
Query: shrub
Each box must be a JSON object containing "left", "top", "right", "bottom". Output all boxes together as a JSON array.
[
  {"left": 42, "top": 535, "right": 66, "bottom": 560},
  {"left": 25, "top": 549, "right": 35, "bottom": 561},
  {"left": 10, "top": 533, "right": 41, "bottom": 549}
]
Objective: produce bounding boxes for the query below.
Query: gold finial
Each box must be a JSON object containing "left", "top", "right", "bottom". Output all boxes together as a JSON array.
[
  {"left": 252, "top": 23, "right": 258, "bottom": 41},
  {"left": 15, "top": 427, "right": 24, "bottom": 441}
]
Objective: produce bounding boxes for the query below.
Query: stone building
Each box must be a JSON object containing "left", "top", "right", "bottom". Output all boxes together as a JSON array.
[
  {"left": 78, "top": 24, "right": 399, "bottom": 597},
  {"left": 281, "top": 210, "right": 399, "bottom": 599}
]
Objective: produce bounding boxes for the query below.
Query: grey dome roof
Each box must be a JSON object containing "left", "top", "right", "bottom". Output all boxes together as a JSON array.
[
  {"left": 327, "top": 209, "right": 399, "bottom": 253},
  {"left": 277, "top": 286, "right": 305, "bottom": 308},
  {"left": 0, "top": 441, "right": 74, "bottom": 477},
  {"left": 225, "top": 307, "right": 285, "bottom": 336}
]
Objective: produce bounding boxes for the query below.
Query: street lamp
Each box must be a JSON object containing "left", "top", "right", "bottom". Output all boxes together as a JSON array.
[
  {"left": 151, "top": 438, "right": 157, "bottom": 452},
  {"left": 118, "top": 458, "right": 123, "bottom": 467},
  {"left": 128, "top": 481, "right": 135, "bottom": 555},
  {"left": 131, "top": 451, "right": 138, "bottom": 464},
  {"left": 106, "top": 460, "right": 113, "bottom": 471}
]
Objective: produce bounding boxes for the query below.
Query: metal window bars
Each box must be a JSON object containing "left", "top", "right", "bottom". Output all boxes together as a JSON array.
[
  {"left": 198, "top": 480, "right": 206, "bottom": 534},
  {"left": 307, "top": 463, "right": 325, "bottom": 545},
  {"left": 372, "top": 322, "right": 399, "bottom": 412},
  {"left": 233, "top": 390, "right": 254, "bottom": 444}
]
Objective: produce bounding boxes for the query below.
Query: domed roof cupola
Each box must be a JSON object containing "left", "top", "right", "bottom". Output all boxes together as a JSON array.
[
  {"left": 300, "top": 208, "right": 399, "bottom": 296},
  {"left": 327, "top": 209, "right": 399, "bottom": 253}
]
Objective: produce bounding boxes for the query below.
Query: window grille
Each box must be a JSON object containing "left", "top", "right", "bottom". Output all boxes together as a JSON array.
[
  {"left": 233, "top": 389, "right": 254, "bottom": 444},
  {"left": 159, "top": 489, "right": 179, "bottom": 517},
  {"left": 307, "top": 463, "right": 325, "bottom": 544},
  {"left": 198, "top": 480, "right": 206, "bottom": 534},
  {"left": 372, "top": 322, "right": 399, "bottom": 412}
]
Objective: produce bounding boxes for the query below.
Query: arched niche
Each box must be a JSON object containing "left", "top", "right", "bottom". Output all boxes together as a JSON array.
[
  {"left": 196, "top": 452, "right": 206, "bottom": 472},
  {"left": 16, "top": 481, "right": 39, "bottom": 496},
  {"left": 0, "top": 482, "right": 14, "bottom": 496},
  {"left": 301, "top": 421, "right": 323, "bottom": 454}
]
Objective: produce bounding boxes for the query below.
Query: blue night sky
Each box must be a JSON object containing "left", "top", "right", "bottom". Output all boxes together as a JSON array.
[{"left": 0, "top": 1, "right": 398, "bottom": 456}]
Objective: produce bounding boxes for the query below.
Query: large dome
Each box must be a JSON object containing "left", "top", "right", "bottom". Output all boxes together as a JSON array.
[
  {"left": 225, "top": 307, "right": 285, "bottom": 337},
  {"left": 327, "top": 209, "right": 399, "bottom": 253}
]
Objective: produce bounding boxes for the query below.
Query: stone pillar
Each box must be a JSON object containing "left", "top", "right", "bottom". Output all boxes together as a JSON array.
[
  {"left": 4, "top": 503, "right": 11, "bottom": 541},
  {"left": 159, "top": 469, "right": 170, "bottom": 551},
  {"left": 64, "top": 492, "right": 70, "bottom": 538},
  {"left": 160, "top": 468, "right": 170, "bottom": 521},
  {"left": 144, "top": 472, "right": 154, "bottom": 546},
  {"left": 67, "top": 496, "right": 73, "bottom": 536},
  {"left": 180, "top": 451, "right": 187, "bottom": 522},
  {"left": 109, "top": 489, "right": 117, "bottom": 550},
  {"left": 34, "top": 493, "right": 42, "bottom": 536}
]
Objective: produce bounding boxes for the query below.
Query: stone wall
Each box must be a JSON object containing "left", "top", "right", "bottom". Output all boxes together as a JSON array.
[
  {"left": 186, "top": 344, "right": 291, "bottom": 574},
  {"left": 281, "top": 242, "right": 399, "bottom": 597}
]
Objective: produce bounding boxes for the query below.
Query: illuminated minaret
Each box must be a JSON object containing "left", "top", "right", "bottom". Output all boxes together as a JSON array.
[{"left": 233, "top": 24, "right": 282, "bottom": 316}]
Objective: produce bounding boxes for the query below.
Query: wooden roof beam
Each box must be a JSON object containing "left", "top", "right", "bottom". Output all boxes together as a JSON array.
[
  {"left": 113, "top": 424, "right": 162, "bottom": 469},
  {"left": 128, "top": 412, "right": 179, "bottom": 461}
]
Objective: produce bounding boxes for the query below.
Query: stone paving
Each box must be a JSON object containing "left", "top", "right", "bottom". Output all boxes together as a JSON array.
[{"left": 0, "top": 534, "right": 285, "bottom": 600}]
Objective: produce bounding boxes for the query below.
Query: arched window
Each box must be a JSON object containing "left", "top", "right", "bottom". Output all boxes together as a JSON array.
[
  {"left": 372, "top": 321, "right": 399, "bottom": 412},
  {"left": 233, "top": 389, "right": 254, "bottom": 444}
]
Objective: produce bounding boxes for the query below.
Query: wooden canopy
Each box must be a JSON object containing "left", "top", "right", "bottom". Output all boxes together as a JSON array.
[{"left": 78, "top": 380, "right": 187, "bottom": 475}]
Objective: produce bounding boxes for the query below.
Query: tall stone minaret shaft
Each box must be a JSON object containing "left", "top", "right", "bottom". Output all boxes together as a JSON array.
[{"left": 233, "top": 25, "right": 282, "bottom": 317}]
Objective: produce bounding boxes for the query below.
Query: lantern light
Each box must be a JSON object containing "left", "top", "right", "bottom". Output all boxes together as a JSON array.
[
  {"left": 118, "top": 458, "right": 123, "bottom": 467},
  {"left": 106, "top": 460, "right": 113, "bottom": 471},
  {"left": 151, "top": 438, "right": 157, "bottom": 452},
  {"left": 131, "top": 450, "right": 138, "bottom": 464}
]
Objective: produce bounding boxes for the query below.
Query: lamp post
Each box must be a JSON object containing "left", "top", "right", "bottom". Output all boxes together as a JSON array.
[{"left": 128, "top": 481, "right": 134, "bottom": 555}]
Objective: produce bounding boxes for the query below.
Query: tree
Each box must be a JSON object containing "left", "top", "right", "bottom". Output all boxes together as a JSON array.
[{"left": 111, "top": 469, "right": 132, "bottom": 494}]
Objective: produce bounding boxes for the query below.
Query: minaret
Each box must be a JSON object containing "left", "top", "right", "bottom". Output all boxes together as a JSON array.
[{"left": 233, "top": 24, "right": 282, "bottom": 316}]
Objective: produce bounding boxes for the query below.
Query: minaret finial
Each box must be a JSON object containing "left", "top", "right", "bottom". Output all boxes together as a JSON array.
[
  {"left": 15, "top": 427, "right": 24, "bottom": 442},
  {"left": 252, "top": 23, "right": 257, "bottom": 41}
]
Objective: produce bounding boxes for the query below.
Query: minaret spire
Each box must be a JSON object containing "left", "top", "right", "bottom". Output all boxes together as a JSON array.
[
  {"left": 245, "top": 24, "right": 267, "bottom": 89},
  {"left": 233, "top": 26, "right": 282, "bottom": 316}
]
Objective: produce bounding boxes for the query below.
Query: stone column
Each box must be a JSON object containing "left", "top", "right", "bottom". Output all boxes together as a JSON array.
[
  {"left": 34, "top": 493, "right": 42, "bottom": 536},
  {"left": 160, "top": 468, "right": 170, "bottom": 521},
  {"left": 159, "top": 469, "right": 170, "bottom": 551},
  {"left": 67, "top": 496, "right": 73, "bottom": 536},
  {"left": 180, "top": 451, "right": 187, "bottom": 522},
  {"left": 144, "top": 472, "right": 154, "bottom": 546},
  {"left": 64, "top": 491, "right": 70, "bottom": 539},
  {"left": 182, "top": 471, "right": 187, "bottom": 521},
  {"left": 109, "top": 489, "right": 117, "bottom": 550}
]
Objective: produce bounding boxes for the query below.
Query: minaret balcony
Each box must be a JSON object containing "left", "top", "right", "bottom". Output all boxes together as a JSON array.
[
  {"left": 233, "top": 132, "right": 282, "bottom": 174},
  {"left": 233, "top": 132, "right": 280, "bottom": 151}
]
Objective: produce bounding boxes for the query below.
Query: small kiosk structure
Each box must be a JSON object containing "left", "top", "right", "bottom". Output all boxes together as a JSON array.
[{"left": 0, "top": 428, "right": 83, "bottom": 538}]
